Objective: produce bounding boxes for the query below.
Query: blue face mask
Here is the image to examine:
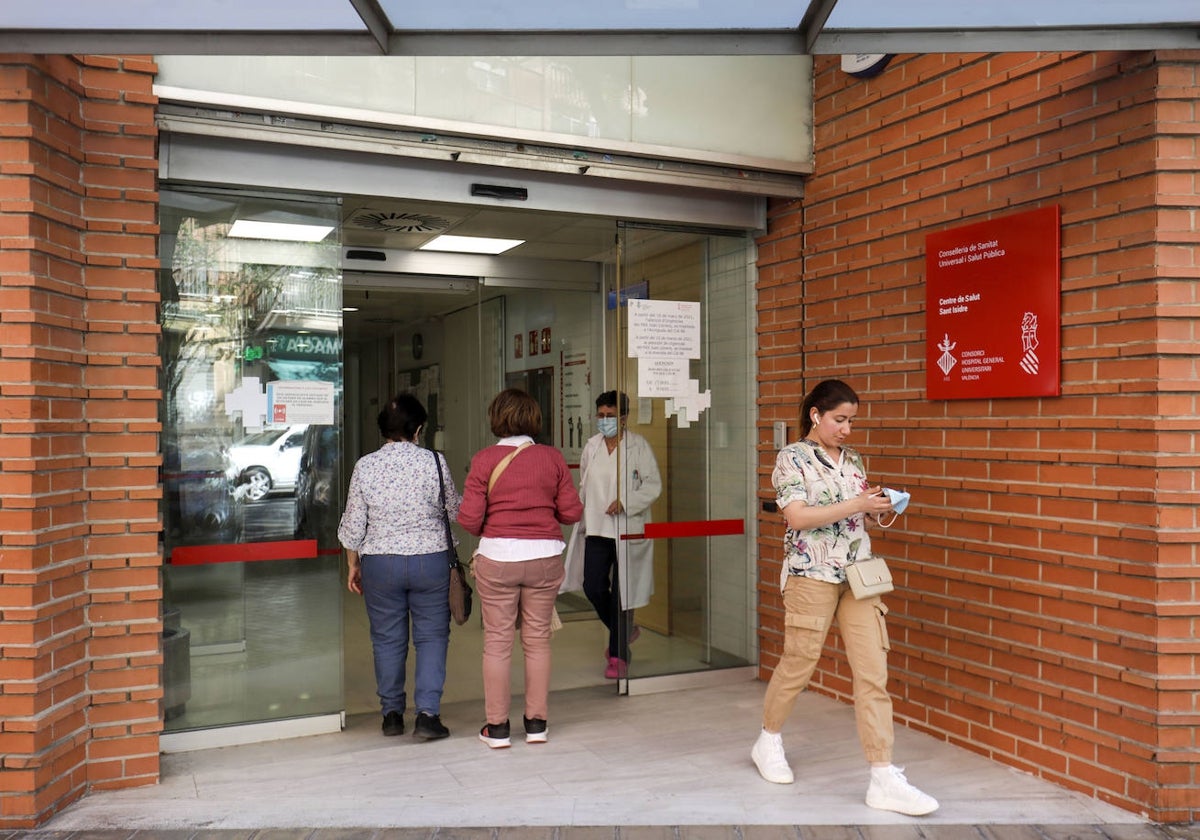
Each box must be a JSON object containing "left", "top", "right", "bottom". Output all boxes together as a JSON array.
[{"left": 597, "top": 417, "right": 619, "bottom": 438}]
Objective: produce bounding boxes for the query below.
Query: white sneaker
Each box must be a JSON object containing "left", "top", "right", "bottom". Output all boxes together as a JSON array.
[
  {"left": 751, "top": 729, "right": 795, "bottom": 784},
  {"left": 866, "top": 765, "right": 939, "bottom": 816}
]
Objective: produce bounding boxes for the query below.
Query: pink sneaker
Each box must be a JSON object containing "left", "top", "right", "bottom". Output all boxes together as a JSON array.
[{"left": 604, "top": 656, "right": 628, "bottom": 679}]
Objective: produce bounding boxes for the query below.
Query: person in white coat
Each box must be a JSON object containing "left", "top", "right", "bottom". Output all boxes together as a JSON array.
[{"left": 562, "top": 390, "right": 662, "bottom": 679}]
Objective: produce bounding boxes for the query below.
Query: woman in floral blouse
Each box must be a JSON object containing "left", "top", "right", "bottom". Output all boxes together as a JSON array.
[
  {"left": 338, "top": 393, "right": 461, "bottom": 742},
  {"left": 750, "top": 379, "right": 939, "bottom": 816}
]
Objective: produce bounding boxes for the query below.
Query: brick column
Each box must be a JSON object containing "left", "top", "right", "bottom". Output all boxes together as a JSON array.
[{"left": 0, "top": 54, "right": 160, "bottom": 828}]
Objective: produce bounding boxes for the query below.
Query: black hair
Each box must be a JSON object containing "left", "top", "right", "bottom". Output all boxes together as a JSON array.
[
  {"left": 595, "top": 390, "right": 629, "bottom": 416},
  {"left": 377, "top": 393, "right": 427, "bottom": 442},
  {"left": 799, "top": 379, "right": 859, "bottom": 437}
]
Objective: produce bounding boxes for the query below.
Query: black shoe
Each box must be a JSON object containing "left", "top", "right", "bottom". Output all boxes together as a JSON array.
[
  {"left": 413, "top": 712, "right": 450, "bottom": 741},
  {"left": 523, "top": 716, "right": 548, "bottom": 744},
  {"left": 382, "top": 711, "right": 404, "bottom": 737},
  {"left": 479, "top": 720, "right": 511, "bottom": 749}
]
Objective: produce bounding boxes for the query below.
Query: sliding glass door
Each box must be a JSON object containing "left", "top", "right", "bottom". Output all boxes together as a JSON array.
[
  {"left": 602, "top": 223, "right": 757, "bottom": 686},
  {"left": 159, "top": 187, "right": 344, "bottom": 731}
]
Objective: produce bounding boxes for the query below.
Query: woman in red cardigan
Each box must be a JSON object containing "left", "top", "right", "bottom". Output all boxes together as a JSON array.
[{"left": 458, "top": 389, "right": 582, "bottom": 748}]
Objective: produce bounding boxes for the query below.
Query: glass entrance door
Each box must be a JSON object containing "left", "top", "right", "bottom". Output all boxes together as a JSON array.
[
  {"left": 158, "top": 190, "right": 759, "bottom": 733},
  {"left": 606, "top": 223, "right": 757, "bottom": 686},
  {"left": 159, "top": 187, "right": 344, "bottom": 732}
]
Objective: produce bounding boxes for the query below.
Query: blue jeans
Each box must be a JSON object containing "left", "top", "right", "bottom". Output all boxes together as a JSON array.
[{"left": 360, "top": 550, "right": 451, "bottom": 717}]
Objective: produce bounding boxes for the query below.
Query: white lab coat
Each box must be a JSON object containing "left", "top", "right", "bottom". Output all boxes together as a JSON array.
[{"left": 562, "top": 430, "right": 662, "bottom": 610}]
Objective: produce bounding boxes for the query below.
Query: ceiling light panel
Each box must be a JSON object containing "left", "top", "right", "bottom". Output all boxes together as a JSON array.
[
  {"left": 418, "top": 234, "right": 523, "bottom": 255},
  {"left": 228, "top": 220, "right": 335, "bottom": 242}
]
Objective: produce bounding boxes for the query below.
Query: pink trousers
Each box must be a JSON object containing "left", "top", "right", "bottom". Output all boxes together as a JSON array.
[{"left": 473, "top": 553, "right": 565, "bottom": 725}]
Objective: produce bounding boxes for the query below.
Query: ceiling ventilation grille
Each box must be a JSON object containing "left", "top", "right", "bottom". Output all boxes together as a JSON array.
[{"left": 346, "top": 209, "right": 456, "bottom": 233}]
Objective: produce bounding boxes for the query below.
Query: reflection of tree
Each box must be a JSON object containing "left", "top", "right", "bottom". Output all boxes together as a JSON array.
[
  {"left": 160, "top": 212, "right": 340, "bottom": 549},
  {"left": 543, "top": 59, "right": 646, "bottom": 137},
  {"left": 161, "top": 218, "right": 335, "bottom": 428}
]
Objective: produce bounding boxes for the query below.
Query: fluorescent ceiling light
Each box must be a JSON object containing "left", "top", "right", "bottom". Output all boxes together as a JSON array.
[
  {"left": 418, "top": 234, "right": 523, "bottom": 255},
  {"left": 228, "top": 220, "right": 334, "bottom": 242}
]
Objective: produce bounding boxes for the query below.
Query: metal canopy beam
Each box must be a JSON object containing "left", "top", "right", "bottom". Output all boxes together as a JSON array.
[
  {"left": 818, "top": 26, "right": 1200, "bottom": 55},
  {"left": 346, "top": 0, "right": 391, "bottom": 53},
  {"left": 1, "top": 0, "right": 1198, "bottom": 57},
  {"left": 3, "top": 26, "right": 1198, "bottom": 55},
  {"left": 799, "top": 0, "right": 841, "bottom": 54},
  {"left": 0, "top": 31, "right": 385, "bottom": 55}
]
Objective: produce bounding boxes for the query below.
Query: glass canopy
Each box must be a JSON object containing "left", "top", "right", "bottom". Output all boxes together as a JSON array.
[{"left": 4, "top": 0, "right": 1197, "bottom": 55}]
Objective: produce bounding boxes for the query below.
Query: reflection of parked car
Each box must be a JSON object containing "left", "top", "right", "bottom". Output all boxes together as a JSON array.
[
  {"left": 162, "top": 435, "right": 243, "bottom": 546},
  {"left": 294, "top": 424, "right": 341, "bottom": 543},
  {"left": 228, "top": 425, "right": 308, "bottom": 501}
]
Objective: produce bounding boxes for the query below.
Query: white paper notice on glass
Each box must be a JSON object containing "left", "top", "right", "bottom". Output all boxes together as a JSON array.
[
  {"left": 639, "top": 357, "right": 689, "bottom": 397},
  {"left": 627, "top": 299, "right": 701, "bottom": 359},
  {"left": 665, "top": 380, "right": 712, "bottom": 427},
  {"left": 267, "top": 380, "right": 335, "bottom": 425},
  {"left": 636, "top": 396, "right": 652, "bottom": 425},
  {"left": 226, "top": 376, "right": 269, "bottom": 431}
]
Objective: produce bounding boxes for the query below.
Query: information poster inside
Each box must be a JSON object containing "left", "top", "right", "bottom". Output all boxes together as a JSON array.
[
  {"left": 925, "top": 206, "right": 1061, "bottom": 400},
  {"left": 627, "top": 299, "right": 700, "bottom": 359},
  {"left": 560, "top": 348, "right": 589, "bottom": 465}
]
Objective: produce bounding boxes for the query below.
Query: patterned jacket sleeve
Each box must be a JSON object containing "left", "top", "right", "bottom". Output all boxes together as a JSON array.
[
  {"left": 772, "top": 445, "right": 813, "bottom": 511},
  {"left": 337, "top": 460, "right": 369, "bottom": 550}
]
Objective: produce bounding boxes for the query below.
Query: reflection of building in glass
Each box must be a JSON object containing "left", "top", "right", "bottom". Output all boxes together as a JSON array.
[{"left": 159, "top": 191, "right": 341, "bottom": 550}]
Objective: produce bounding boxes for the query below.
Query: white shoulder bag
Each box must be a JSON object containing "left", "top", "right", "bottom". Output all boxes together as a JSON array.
[{"left": 845, "top": 555, "right": 894, "bottom": 599}]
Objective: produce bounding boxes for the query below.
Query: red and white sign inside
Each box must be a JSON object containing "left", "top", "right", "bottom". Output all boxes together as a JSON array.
[{"left": 925, "top": 206, "right": 1061, "bottom": 400}]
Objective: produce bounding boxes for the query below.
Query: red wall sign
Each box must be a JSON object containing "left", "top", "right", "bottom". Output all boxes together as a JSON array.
[{"left": 926, "top": 206, "right": 1061, "bottom": 400}]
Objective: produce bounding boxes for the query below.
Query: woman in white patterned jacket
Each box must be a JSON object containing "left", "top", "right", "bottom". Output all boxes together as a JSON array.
[{"left": 750, "top": 378, "right": 938, "bottom": 817}]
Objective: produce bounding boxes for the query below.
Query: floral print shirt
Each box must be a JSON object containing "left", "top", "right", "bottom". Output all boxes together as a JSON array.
[
  {"left": 772, "top": 439, "right": 873, "bottom": 590},
  {"left": 338, "top": 441, "right": 462, "bottom": 556}
]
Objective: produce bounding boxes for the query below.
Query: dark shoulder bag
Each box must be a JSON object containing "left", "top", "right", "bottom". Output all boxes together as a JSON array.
[{"left": 435, "top": 452, "right": 472, "bottom": 625}]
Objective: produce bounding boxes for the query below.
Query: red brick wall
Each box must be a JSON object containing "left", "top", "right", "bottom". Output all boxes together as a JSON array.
[
  {"left": 756, "top": 50, "right": 1200, "bottom": 823},
  {"left": 0, "top": 54, "right": 160, "bottom": 828}
]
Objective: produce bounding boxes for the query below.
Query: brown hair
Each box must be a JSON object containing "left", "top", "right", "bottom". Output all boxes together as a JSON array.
[{"left": 488, "top": 388, "right": 542, "bottom": 438}]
